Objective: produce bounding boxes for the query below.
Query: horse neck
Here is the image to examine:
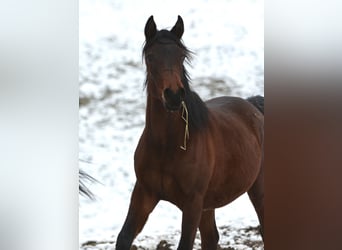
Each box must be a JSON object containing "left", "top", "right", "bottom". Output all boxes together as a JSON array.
[{"left": 145, "top": 94, "right": 185, "bottom": 149}]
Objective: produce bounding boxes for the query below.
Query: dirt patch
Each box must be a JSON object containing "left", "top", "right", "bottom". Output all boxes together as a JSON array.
[{"left": 80, "top": 226, "right": 263, "bottom": 250}]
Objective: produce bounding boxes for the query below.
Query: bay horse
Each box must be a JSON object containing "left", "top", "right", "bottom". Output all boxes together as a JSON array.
[{"left": 116, "top": 16, "right": 264, "bottom": 250}]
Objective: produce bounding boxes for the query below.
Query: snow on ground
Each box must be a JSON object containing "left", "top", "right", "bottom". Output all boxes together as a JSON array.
[{"left": 79, "top": 0, "right": 264, "bottom": 249}]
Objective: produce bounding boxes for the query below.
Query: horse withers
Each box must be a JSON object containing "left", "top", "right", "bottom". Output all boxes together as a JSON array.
[{"left": 116, "top": 16, "right": 264, "bottom": 250}]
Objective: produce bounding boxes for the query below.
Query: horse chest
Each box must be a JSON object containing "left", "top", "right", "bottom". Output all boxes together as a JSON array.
[{"left": 135, "top": 152, "right": 200, "bottom": 201}]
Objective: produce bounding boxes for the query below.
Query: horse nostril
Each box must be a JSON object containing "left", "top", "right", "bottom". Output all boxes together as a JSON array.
[
  {"left": 163, "top": 88, "right": 183, "bottom": 111},
  {"left": 163, "top": 88, "right": 185, "bottom": 99},
  {"left": 163, "top": 88, "right": 172, "bottom": 98}
]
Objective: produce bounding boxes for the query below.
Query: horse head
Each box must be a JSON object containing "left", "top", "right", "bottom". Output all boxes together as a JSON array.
[{"left": 143, "top": 15, "right": 188, "bottom": 112}]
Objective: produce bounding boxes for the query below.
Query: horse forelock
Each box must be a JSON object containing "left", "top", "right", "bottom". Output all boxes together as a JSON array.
[{"left": 142, "top": 30, "right": 193, "bottom": 63}]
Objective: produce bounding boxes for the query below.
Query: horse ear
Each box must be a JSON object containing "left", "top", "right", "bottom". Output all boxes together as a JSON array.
[
  {"left": 144, "top": 15, "right": 157, "bottom": 41},
  {"left": 170, "top": 15, "right": 184, "bottom": 39}
]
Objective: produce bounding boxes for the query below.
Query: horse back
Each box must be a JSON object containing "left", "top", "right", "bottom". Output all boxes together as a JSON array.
[{"left": 206, "top": 96, "right": 263, "bottom": 140}]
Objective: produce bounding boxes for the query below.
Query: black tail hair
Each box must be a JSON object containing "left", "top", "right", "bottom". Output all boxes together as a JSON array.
[
  {"left": 79, "top": 169, "right": 97, "bottom": 200},
  {"left": 247, "top": 95, "right": 264, "bottom": 114}
]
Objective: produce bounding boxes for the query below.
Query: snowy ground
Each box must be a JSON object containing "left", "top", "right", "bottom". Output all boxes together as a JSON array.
[{"left": 79, "top": 0, "right": 264, "bottom": 249}]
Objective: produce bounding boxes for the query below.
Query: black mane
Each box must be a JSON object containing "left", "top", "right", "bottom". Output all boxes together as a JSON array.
[
  {"left": 181, "top": 68, "right": 209, "bottom": 130},
  {"left": 143, "top": 30, "right": 209, "bottom": 131}
]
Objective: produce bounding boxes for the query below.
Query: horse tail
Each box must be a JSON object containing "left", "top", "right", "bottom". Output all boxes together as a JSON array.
[
  {"left": 246, "top": 95, "right": 264, "bottom": 114},
  {"left": 79, "top": 169, "right": 97, "bottom": 200}
]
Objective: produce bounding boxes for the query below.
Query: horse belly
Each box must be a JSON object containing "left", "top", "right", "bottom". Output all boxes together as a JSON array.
[
  {"left": 203, "top": 146, "right": 262, "bottom": 209},
  {"left": 202, "top": 106, "right": 263, "bottom": 209},
  {"left": 203, "top": 183, "right": 248, "bottom": 209}
]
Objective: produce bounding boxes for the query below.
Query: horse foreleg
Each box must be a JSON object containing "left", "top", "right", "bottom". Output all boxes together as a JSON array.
[
  {"left": 177, "top": 195, "right": 203, "bottom": 250},
  {"left": 199, "top": 209, "right": 219, "bottom": 250},
  {"left": 116, "top": 182, "right": 158, "bottom": 250}
]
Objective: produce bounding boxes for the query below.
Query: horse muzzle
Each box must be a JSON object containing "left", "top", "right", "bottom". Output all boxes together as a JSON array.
[{"left": 162, "top": 87, "right": 185, "bottom": 111}]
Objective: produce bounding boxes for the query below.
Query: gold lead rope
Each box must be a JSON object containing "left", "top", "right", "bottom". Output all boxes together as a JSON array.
[{"left": 180, "top": 101, "right": 189, "bottom": 150}]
